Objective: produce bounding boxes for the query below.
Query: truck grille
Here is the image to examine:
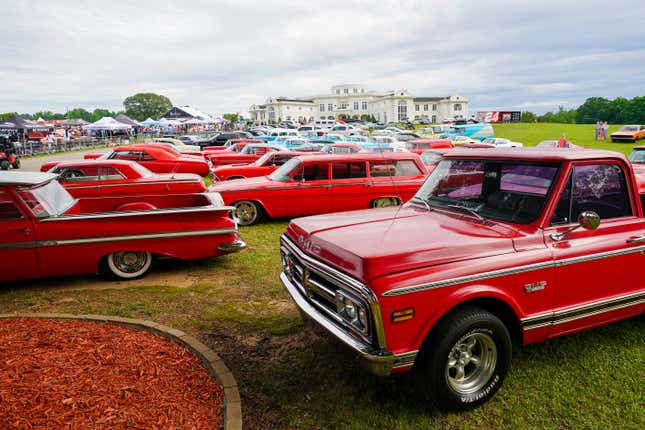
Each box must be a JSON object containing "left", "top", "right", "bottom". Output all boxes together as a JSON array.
[{"left": 281, "top": 240, "right": 373, "bottom": 344}]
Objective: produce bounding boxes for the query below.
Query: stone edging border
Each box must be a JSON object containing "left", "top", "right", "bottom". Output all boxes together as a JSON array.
[{"left": 0, "top": 313, "right": 242, "bottom": 430}]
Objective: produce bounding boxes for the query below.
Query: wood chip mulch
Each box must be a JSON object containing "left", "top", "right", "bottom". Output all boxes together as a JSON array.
[{"left": 0, "top": 318, "right": 223, "bottom": 429}]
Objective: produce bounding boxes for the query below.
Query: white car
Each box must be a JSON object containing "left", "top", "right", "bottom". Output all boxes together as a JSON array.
[
  {"left": 328, "top": 124, "right": 357, "bottom": 136},
  {"left": 481, "top": 138, "right": 523, "bottom": 148},
  {"left": 149, "top": 137, "right": 201, "bottom": 152},
  {"left": 370, "top": 135, "right": 407, "bottom": 151}
]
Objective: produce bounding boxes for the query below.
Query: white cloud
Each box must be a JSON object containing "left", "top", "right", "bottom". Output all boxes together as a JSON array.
[{"left": 1, "top": 0, "right": 644, "bottom": 115}]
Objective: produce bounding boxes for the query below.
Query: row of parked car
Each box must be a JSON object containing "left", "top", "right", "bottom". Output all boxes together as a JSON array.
[{"left": 3, "top": 133, "right": 645, "bottom": 411}]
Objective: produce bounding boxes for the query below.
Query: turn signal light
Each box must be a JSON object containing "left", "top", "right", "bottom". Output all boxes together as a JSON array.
[{"left": 391, "top": 308, "right": 414, "bottom": 323}]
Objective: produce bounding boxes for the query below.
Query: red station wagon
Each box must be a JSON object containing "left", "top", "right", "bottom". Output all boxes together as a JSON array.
[
  {"left": 280, "top": 148, "right": 645, "bottom": 410},
  {"left": 209, "top": 152, "right": 429, "bottom": 225},
  {"left": 212, "top": 151, "right": 315, "bottom": 181}
]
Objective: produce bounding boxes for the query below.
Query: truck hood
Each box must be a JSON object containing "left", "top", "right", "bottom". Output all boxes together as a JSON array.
[{"left": 287, "top": 206, "right": 521, "bottom": 283}]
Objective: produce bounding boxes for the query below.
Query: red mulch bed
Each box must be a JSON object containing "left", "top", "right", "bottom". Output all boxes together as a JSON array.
[{"left": 0, "top": 318, "right": 223, "bottom": 429}]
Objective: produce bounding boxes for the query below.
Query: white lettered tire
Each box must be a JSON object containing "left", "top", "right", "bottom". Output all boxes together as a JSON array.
[
  {"left": 419, "top": 307, "right": 512, "bottom": 410},
  {"left": 106, "top": 251, "right": 153, "bottom": 279}
]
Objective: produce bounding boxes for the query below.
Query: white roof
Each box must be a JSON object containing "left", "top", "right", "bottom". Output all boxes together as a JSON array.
[
  {"left": 84, "top": 117, "right": 132, "bottom": 131},
  {"left": 0, "top": 172, "right": 57, "bottom": 185},
  {"left": 176, "top": 106, "right": 213, "bottom": 121}
]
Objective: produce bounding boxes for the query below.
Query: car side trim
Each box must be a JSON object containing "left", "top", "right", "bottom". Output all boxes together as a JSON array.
[
  {"left": 39, "top": 205, "right": 235, "bottom": 221},
  {"left": 521, "top": 290, "right": 645, "bottom": 330},
  {"left": 382, "top": 245, "right": 645, "bottom": 297}
]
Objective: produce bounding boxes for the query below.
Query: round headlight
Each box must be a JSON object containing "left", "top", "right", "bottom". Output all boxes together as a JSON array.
[
  {"left": 344, "top": 298, "right": 356, "bottom": 319},
  {"left": 358, "top": 307, "right": 367, "bottom": 328}
]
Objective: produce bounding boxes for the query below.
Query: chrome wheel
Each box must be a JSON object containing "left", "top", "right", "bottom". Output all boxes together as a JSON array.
[
  {"left": 372, "top": 197, "right": 399, "bottom": 208},
  {"left": 446, "top": 332, "right": 497, "bottom": 395},
  {"left": 233, "top": 201, "right": 261, "bottom": 226},
  {"left": 106, "top": 251, "right": 152, "bottom": 279}
]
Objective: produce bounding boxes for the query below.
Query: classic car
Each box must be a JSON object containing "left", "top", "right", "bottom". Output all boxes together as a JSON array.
[
  {"left": 150, "top": 137, "right": 201, "bottom": 152},
  {"left": 481, "top": 137, "right": 523, "bottom": 148},
  {"left": 610, "top": 125, "right": 645, "bottom": 142},
  {"left": 279, "top": 148, "right": 645, "bottom": 410},
  {"left": 320, "top": 143, "right": 362, "bottom": 154},
  {"left": 209, "top": 152, "right": 428, "bottom": 226},
  {"left": 450, "top": 135, "right": 479, "bottom": 145},
  {"left": 43, "top": 160, "right": 205, "bottom": 198},
  {"left": 203, "top": 139, "right": 264, "bottom": 152},
  {"left": 442, "top": 124, "right": 495, "bottom": 141},
  {"left": 394, "top": 132, "right": 421, "bottom": 142},
  {"left": 212, "top": 151, "right": 314, "bottom": 181},
  {"left": 415, "top": 128, "right": 438, "bottom": 138},
  {"left": 205, "top": 143, "right": 286, "bottom": 168},
  {"left": 257, "top": 128, "right": 300, "bottom": 142},
  {"left": 628, "top": 146, "right": 645, "bottom": 174},
  {"left": 405, "top": 139, "right": 454, "bottom": 154},
  {"left": 0, "top": 172, "right": 245, "bottom": 282},
  {"left": 365, "top": 136, "right": 406, "bottom": 152},
  {"left": 79, "top": 145, "right": 210, "bottom": 177}
]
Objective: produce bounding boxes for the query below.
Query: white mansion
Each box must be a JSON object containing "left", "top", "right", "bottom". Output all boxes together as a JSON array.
[{"left": 249, "top": 84, "right": 468, "bottom": 124}]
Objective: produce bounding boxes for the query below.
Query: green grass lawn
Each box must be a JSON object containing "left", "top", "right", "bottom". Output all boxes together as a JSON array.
[{"left": 1, "top": 123, "right": 644, "bottom": 429}]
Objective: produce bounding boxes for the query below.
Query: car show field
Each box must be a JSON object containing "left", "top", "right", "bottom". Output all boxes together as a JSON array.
[{"left": 1, "top": 123, "right": 643, "bottom": 429}]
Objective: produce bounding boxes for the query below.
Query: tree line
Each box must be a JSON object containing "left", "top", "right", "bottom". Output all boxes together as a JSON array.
[
  {"left": 520, "top": 95, "right": 645, "bottom": 124},
  {"left": 1, "top": 93, "right": 174, "bottom": 123}
]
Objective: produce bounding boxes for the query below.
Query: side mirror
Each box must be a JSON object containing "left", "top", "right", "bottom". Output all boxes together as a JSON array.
[{"left": 551, "top": 211, "right": 600, "bottom": 241}]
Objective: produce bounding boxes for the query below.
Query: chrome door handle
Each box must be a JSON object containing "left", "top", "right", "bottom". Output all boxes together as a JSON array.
[
  {"left": 626, "top": 235, "right": 645, "bottom": 243},
  {"left": 10, "top": 227, "right": 30, "bottom": 235}
]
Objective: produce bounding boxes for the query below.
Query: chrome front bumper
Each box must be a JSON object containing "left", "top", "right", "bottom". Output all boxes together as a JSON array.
[
  {"left": 281, "top": 271, "right": 406, "bottom": 376},
  {"left": 217, "top": 239, "right": 247, "bottom": 253}
]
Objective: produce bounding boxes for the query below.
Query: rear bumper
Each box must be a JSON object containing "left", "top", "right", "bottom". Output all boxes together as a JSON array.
[
  {"left": 280, "top": 271, "right": 416, "bottom": 376},
  {"left": 217, "top": 238, "right": 247, "bottom": 253}
]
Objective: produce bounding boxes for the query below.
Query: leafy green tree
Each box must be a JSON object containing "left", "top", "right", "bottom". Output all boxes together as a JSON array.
[
  {"left": 575, "top": 97, "right": 612, "bottom": 123},
  {"left": 520, "top": 111, "right": 537, "bottom": 123},
  {"left": 66, "top": 108, "right": 93, "bottom": 122},
  {"left": 223, "top": 113, "right": 239, "bottom": 123},
  {"left": 0, "top": 112, "right": 20, "bottom": 121},
  {"left": 123, "top": 93, "right": 172, "bottom": 121},
  {"left": 91, "top": 108, "right": 117, "bottom": 122}
]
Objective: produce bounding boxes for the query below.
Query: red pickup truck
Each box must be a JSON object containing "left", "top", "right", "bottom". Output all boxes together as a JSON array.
[{"left": 280, "top": 148, "right": 645, "bottom": 410}]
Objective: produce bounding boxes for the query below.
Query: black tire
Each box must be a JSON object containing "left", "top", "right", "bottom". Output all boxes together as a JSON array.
[
  {"left": 0, "top": 160, "right": 9, "bottom": 170},
  {"left": 12, "top": 158, "right": 20, "bottom": 169},
  {"left": 418, "top": 306, "right": 512, "bottom": 410},
  {"left": 105, "top": 251, "right": 153, "bottom": 280},
  {"left": 232, "top": 200, "right": 263, "bottom": 226}
]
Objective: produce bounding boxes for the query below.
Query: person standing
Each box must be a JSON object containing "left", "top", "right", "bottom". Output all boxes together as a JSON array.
[
  {"left": 603, "top": 121, "right": 609, "bottom": 140},
  {"left": 557, "top": 133, "right": 568, "bottom": 148},
  {"left": 595, "top": 121, "right": 601, "bottom": 140}
]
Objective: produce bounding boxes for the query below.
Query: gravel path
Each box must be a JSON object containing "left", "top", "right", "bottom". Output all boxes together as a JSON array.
[{"left": 19, "top": 148, "right": 109, "bottom": 172}]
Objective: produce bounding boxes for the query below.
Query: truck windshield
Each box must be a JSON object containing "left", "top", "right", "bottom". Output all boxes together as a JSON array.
[
  {"left": 414, "top": 159, "right": 560, "bottom": 224},
  {"left": 17, "top": 180, "right": 76, "bottom": 217}
]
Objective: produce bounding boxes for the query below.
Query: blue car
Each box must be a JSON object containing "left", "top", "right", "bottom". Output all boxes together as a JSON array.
[{"left": 442, "top": 123, "right": 494, "bottom": 141}]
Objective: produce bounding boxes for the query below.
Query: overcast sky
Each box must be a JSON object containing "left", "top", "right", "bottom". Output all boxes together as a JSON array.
[{"left": 1, "top": 0, "right": 644, "bottom": 116}]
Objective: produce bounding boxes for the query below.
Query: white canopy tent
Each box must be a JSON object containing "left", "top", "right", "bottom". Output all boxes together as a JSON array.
[{"left": 84, "top": 117, "right": 133, "bottom": 131}]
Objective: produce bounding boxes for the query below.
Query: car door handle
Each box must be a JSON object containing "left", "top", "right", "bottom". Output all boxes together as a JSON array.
[{"left": 626, "top": 235, "right": 645, "bottom": 243}]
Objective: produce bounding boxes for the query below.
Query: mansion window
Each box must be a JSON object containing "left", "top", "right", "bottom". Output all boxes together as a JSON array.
[
  {"left": 454, "top": 104, "right": 462, "bottom": 111},
  {"left": 415, "top": 104, "right": 420, "bottom": 111},
  {"left": 397, "top": 101, "right": 407, "bottom": 121},
  {"left": 343, "top": 88, "right": 348, "bottom": 94},
  {"left": 432, "top": 104, "right": 437, "bottom": 111},
  {"left": 424, "top": 104, "right": 428, "bottom": 111},
  {"left": 339, "top": 102, "right": 348, "bottom": 109},
  {"left": 320, "top": 104, "right": 324, "bottom": 112},
  {"left": 353, "top": 101, "right": 359, "bottom": 110},
  {"left": 353, "top": 88, "right": 358, "bottom": 94},
  {"left": 362, "top": 101, "right": 367, "bottom": 110},
  {"left": 328, "top": 104, "right": 333, "bottom": 111}
]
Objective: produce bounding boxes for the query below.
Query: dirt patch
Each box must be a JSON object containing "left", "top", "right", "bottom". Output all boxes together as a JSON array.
[{"left": 0, "top": 318, "right": 223, "bottom": 429}]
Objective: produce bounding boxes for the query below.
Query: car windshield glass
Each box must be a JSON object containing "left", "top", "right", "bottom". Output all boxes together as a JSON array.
[
  {"left": 415, "top": 159, "right": 559, "bottom": 224},
  {"left": 628, "top": 150, "right": 645, "bottom": 163},
  {"left": 17, "top": 180, "right": 76, "bottom": 217},
  {"left": 254, "top": 152, "right": 273, "bottom": 166},
  {"left": 269, "top": 158, "right": 301, "bottom": 181},
  {"left": 620, "top": 125, "right": 638, "bottom": 132},
  {"left": 129, "top": 162, "right": 154, "bottom": 178},
  {"left": 421, "top": 151, "right": 443, "bottom": 165}
]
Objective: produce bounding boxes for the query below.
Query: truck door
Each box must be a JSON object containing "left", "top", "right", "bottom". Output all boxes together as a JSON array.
[
  {"left": 0, "top": 190, "right": 37, "bottom": 282},
  {"left": 544, "top": 162, "right": 645, "bottom": 337}
]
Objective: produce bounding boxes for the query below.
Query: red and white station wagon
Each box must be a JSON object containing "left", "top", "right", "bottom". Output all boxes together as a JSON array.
[
  {"left": 209, "top": 152, "right": 428, "bottom": 225},
  {"left": 280, "top": 148, "right": 645, "bottom": 410}
]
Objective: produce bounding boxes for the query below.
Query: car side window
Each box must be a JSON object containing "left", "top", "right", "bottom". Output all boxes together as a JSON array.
[
  {"left": 551, "top": 164, "right": 631, "bottom": 225},
  {"left": 100, "top": 167, "right": 125, "bottom": 180},
  {"left": 0, "top": 191, "right": 23, "bottom": 220},
  {"left": 332, "top": 162, "right": 367, "bottom": 179},
  {"left": 139, "top": 152, "right": 155, "bottom": 161},
  {"left": 59, "top": 167, "right": 99, "bottom": 182},
  {"left": 294, "top": 163, "right": 329, "bottom": 181}
]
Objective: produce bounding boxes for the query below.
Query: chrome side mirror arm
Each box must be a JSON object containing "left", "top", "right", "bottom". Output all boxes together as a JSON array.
[{"left": 550, "top": 211, "right": 600, "bottom": 241}]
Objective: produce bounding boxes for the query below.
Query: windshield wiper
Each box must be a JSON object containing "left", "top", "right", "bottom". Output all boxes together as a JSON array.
[
  {"left": 410, "top": 196, "right": 432, "bottom": 211},
  {"left": 446, "top": 204, "right": 485, "bottom": 221}
]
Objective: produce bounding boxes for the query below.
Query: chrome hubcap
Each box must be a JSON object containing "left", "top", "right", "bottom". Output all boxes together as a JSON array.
[
  {"left": 446, "top": 332, "right": 497, "bottom": 394},
  {"left": 234, "top": 202, "right": 257, "bottom": 225},
  {"left": 113, "top": 251, "right": 147, "bottom": 273}
]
